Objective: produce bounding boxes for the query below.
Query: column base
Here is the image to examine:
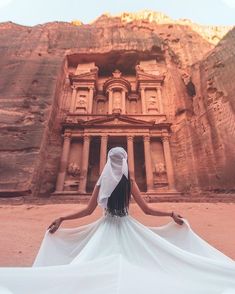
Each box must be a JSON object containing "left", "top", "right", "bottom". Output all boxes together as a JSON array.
[
  {"left": 54, "top": 190, "right": 64, "bottom": 194},
  {"left": 167, "top": 187, "right": 177, "bottom": 192},
  {"left": 78, "top": 189, "right": 86, "bottom": 194},
  {"left": 146, "top": 188, "right": 155, "bottom": 193}
]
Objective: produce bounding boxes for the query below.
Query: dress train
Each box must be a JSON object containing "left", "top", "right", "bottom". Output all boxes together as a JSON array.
[{"left": 0, "top": 212, "right": 235, "bottom": 294}]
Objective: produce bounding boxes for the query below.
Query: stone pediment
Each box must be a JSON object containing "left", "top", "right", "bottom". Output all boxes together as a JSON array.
[
  {"left": 69, "top": 71, "right": 98, "bottom": 84},
  {"left": 136, "top": 72, "right": 165, "bottom": 83},
  {"left": 82, "top": 115, "right": 153, "bottom": 127}
]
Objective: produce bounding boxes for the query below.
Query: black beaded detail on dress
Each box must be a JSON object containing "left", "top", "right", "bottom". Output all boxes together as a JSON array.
[{"left": 105, "top": 207, "right": 129, "bottom": 217}]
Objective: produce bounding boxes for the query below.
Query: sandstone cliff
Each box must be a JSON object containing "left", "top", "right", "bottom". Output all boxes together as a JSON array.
[{"left": 0, "top": 11, "right": 234, "bottom": 198}]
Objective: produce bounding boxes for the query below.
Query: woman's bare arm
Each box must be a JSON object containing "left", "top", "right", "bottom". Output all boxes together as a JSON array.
[
  {"left": 48, "top": 185, "right": 100, "bottom": 233},
  {"left": 130, "top": 178, "right": 172, "bottom": 216},
  {"left": 130, "top": 178, "right": 184, "bottom": 224},
  {"left": 60, "top": 185, "right": 99, "bottom": 221}
]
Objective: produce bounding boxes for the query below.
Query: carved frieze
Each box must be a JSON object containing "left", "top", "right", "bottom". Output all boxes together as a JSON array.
[
  {"left": 145, "top": 89, "right": 159, "bottom": 113},
  {"left": 67, "top": 162, "right": 80, "bottom": 177},
  {"left": 75, "top": 90, "right": 89, "bottom": 113},
  {"left": 154, "top": 162, "right": 166, "bottom": 177}
]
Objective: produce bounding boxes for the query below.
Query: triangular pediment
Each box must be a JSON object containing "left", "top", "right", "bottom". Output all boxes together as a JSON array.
[
  {"left": 82, "top": 115, "right": 153, "bottom": 127},
  {"left": 136, "top": 72, "right": 165, "bottom": 82},
  {"left": 75, "top": 72, "right": 97, "bottom": 79},
  {"left": 69, "top": 71, "right": 97, "bottom": 83}
]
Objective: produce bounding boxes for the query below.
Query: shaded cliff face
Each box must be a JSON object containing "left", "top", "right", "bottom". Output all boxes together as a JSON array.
[
  {"left": 190, "top": 28, "right": 235, "bottom": 191},
  {"left": 0, "top": 12, "right": 234, "bottom": 197}
]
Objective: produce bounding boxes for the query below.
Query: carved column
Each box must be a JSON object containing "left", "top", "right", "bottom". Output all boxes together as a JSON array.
[
  {"left": 78, "top": 135, "right": 91, "bottom": 193},
  {"left": 161, "top": 136, "right": 176, "bottom": 190},
  {"left": 88, "top": 87, "right": 94, "bottom": 114},
  {"left": 55, "top": 133, "right": 72, "bottom": 191},
  {"left": 108, "top": 90, "right": 113, "bottom": 114},
  {"left": 122, "top": 90, "right": 126, "bottom": 114},
  {"left": 157, "top": 86, "right": 163, "bottom": 114},
  {"left": 99, "top": 135, "right": 108, "bottom": 174},
  {"left": 143, "top": 135, "right": 154, "bottom": 191},
  {"left": 70, "top": 86, "right": 77, "bottom": 113},
  {"left": 127, "top": 135, "right": 135, "bottom": 178},
  {"left": 140, "top": 87, "right": 146, "bottom": 114}
]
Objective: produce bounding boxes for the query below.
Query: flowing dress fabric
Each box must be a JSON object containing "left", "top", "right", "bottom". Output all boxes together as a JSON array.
[{"left": 0, "top": 212, "right": 235, "bottom": 294}]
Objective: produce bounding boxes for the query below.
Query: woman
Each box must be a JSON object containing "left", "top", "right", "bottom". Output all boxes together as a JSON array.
[
  {"left": 0, "top": 147, "right": 234, "bottom": 294},
  {"left": 47, "top": 147, "right": 184, "bottom": 234}
]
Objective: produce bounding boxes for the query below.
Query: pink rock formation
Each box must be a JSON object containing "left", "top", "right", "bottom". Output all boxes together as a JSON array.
[{"left": 0, "top": 11, "right": 234, "bottom": 200}]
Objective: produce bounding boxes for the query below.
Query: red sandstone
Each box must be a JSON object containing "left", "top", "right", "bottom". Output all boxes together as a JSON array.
[{"left": 0, "top": 11, "right": 234, "bottom": 200}]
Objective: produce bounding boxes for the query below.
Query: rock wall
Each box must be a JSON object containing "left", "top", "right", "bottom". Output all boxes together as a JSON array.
[
  {"left": 0, "top": 12, "right": 234, "bottom": 197},
  {"left": 190, "top": 28, "right": 235, "bottom": 192}
]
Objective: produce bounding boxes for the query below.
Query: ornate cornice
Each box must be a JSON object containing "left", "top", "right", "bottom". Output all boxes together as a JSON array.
[{"left": 62, "top": 114, "right": 172, "bottom": 132}]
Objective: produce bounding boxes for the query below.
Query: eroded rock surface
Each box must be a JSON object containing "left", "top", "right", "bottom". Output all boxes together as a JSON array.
[{"left": 0, "top": 11, "right": 234, "bottom": 198}]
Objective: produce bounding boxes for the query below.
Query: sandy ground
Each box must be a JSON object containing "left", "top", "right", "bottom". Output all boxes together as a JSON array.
[{"left": 0, "top": 202, "right": 234, "bottom": 267}]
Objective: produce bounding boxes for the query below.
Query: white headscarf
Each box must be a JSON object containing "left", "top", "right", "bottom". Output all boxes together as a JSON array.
[{"left": 96, "top": 147, "right": 129, "bottom": 209}]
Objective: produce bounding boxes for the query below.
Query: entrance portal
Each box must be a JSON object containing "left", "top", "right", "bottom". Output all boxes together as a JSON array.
[
  {"left": 86, "top": 136, "right": 101, "bottom": 192},
  {"left": 107, "top": 136, "right": 127, "bottom": 152},
  {"left": 134, "top": 137, "right": 146, "bottom": 191}
]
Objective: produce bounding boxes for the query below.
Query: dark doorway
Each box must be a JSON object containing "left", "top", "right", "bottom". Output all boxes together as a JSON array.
[
  {"left": 134, "top": 137, "right": 146, "bottom": 192},
  {"left": 86, "top": 136, "right": 100, "bottom": 192},
  {"left": 107, "top": 136, "right": 127, "bottom": 153}
]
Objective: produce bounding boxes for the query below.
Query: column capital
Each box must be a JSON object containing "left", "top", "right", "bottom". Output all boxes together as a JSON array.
[
  {"left": 143, "top": 135, "right": 150, "bottom": 142},
  {"left": 63, "top": 133, "right": 72, "bottom": 140},
  {"left": 127, "top": 135, "right": 134, "bottom": 141},
  {"left": 101, "top": 134, "right": 108, "bottom": 140},
  {"left": 83, "top": 134, "right": 91, "bottom": 141},
  {"left": 161, "top": 136, "right": 170, "bottom": 143}
]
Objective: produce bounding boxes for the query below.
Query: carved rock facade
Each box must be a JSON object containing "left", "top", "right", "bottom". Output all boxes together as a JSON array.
[{"left": 0, "top": 12, "right": 234, "bottom": 198}]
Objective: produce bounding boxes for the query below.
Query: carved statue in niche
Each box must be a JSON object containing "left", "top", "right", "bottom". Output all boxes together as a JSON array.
[
  {"left": 154, "top": 162, "right": 166, "bottom": 179},
  {"left": 148, "top": 95, "right": 159, "bottom": 112},
  {"left": 67, "top": 162, "right": 80, "bottom": 177},
  {"left": 146, "top": 89, "right": 159, "bottom": 113},
  {"left": 131, "top": 100, "right": 137, "bottom": 113},
  {"left": 75, "top": 93, "right": 87, "bottom": 113},
  {"left": 95, "top": 94, "right": 106, "bottom": 114},
  {"left": 77, "top": 95, "right": 86, "bottom": 106},
  {"left": 97, "top": 101, "right": 105, "bottom": 114},
  {"left": 128, "top": 93, "right": 139, "bottom": 114},
  {"left": 149, "top": 95, "right": 157, "bottom": 106},
  {"left": 113, "top": 90, "right": 122, "bottom": 113}
]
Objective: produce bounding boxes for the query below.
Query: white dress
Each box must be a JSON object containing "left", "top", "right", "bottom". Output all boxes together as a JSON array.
[{"left": 0, "top": 208, "right": 235, "bottom": 294}]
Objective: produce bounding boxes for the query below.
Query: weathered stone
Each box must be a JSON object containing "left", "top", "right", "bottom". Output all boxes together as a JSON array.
[{"left": 0, "top": 11, "right": 234, "bottom": 199}]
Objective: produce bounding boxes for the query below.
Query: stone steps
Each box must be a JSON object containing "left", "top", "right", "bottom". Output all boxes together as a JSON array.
[{"left": 0, "top": 192, "right": 235, "bottom": 205}]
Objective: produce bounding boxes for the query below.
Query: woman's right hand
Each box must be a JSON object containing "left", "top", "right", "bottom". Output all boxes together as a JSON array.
[
  {"left": 47, "top": 217, "right": 63, "bottom": 234},
  {"left": 171, "top": 212, "right": 184, "bottom": 225}
]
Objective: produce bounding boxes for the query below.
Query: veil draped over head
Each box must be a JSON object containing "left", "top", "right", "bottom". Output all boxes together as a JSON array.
[{"left": 96, "top": 147, "right": 129, "bottom": 209}]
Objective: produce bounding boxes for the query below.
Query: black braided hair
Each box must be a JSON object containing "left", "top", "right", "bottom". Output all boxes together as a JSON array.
[{"left": 106, "top": 170, "right": 131, "bottom": 216}]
